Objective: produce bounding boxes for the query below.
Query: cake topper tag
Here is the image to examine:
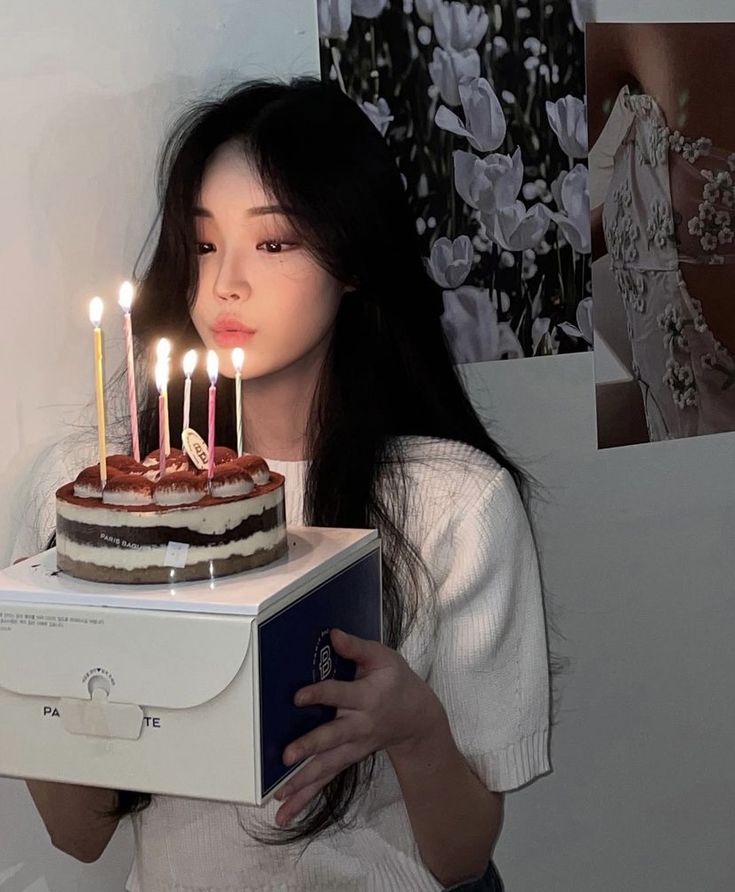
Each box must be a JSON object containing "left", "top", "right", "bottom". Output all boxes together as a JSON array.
[{"left": 182, "top": 428, "right": 208, "bottom": 470}]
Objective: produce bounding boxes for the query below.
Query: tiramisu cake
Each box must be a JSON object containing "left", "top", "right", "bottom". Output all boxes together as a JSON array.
[{"left": 55, "top": 445, "right": 287, "bottom": 584}]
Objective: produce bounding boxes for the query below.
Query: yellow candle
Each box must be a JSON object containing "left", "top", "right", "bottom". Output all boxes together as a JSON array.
[{"left": 89, "top": 297, "right": 107, "bottom": 486}]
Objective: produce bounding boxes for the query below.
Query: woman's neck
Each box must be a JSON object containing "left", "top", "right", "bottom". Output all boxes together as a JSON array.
[{"left": 240, "top": 350, "right": 325, "bottom": 461}]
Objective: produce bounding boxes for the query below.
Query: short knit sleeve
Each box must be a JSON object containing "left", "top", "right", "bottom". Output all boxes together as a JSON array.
[{"left": 426, "top": 465, "right": 551, "bottom": 792}]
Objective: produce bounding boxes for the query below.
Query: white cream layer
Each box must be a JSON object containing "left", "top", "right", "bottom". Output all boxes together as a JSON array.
[
  {"left": 210, "top": 477, "right": 254, "bottom": 498},
  {"left": 57, "top": 486, "right": 283, "bottom": 535},
  {"left": 57, "top": 525, "right": 286, "bottom": 570},
  {"left": 102, "top": 489, "right": 154, "bottom": 506}
]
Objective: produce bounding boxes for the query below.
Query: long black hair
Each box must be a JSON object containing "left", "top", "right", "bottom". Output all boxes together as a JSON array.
[{"left": 110, "top": 76, "right": 558, "bottom": 847}]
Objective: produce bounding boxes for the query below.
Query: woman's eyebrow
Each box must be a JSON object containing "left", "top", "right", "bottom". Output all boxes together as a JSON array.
[{"left": 192, "top": 205, "right": 286, "bottom": 218}]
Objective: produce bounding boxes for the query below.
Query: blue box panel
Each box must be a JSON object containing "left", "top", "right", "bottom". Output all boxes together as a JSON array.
[{"left": 258, "top": 548, "right": 382, "bottom": 796}]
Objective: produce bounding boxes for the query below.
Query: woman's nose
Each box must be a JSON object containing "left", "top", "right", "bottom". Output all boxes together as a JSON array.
[{"left": 213, "top": 251, "right": 250, "bottom": 302}]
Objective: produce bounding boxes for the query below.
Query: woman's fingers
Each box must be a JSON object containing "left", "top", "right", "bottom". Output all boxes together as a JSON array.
[
  {"left": 275, "top": 741, "right": 363, "bottom": 825},
  {"left": 294, "top": 677, "right": 373, "bottom": 711},
  {"left": 284, "top": 710, "right": 375, "bottom": 766}
]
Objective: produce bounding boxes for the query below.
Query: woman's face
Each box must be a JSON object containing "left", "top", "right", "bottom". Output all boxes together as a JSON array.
[{"left": 190, "top": 143, "right": 346, "bottom": 380}]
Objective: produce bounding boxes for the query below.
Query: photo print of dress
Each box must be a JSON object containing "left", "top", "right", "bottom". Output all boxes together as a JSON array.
[
  {"left": 318, "top": 0, "right": 590, "bottom": 362},
  {"left": 588, "top": 22, "right": 735, "bottom": 448}
]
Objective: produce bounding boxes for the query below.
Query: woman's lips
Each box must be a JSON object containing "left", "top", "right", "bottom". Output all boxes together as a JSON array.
[
  {"left": 212, "top": 329, "right": 255, "bottom": 348},
  {"left": 212, "top": 319, "right": 255, "bottom": 348}
]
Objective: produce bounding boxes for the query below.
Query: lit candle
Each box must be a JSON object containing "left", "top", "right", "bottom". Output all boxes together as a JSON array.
[
  {"left": 232, "top": 347, "right": 245, "bottom": 457},
  {"left": 118, "top": 281, "right": 140, "bottom": 463},
  {"left": 88, "top": 298, "right": 107, "bottom": 487},
  {"left": 206, "top": 350, "right": 218, "bottom": 480},
  {"left": 156, "top": 338, "right": 171, "bottom": 455},
  {"left": 182, "top": 349, "right": 198, "bottom": 434},
  {"left": 155, "top": 359, "right": 168, "bottom": 477}
]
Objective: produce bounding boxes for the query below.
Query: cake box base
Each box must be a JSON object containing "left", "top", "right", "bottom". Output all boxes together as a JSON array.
[{"left": 0, "top": 526, "right": 381, "bottom": 805}]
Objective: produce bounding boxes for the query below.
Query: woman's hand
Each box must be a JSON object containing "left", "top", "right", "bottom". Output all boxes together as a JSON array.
[{"left": 274, "top": 627, "right": 446, "bottom": 828}]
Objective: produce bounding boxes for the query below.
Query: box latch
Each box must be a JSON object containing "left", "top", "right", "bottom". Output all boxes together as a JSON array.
[{"left": 59, "top": 676, "right": 144, "bottom": 740}]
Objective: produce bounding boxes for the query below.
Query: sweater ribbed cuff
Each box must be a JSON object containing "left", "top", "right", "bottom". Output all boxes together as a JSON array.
[{"left": 464, "top": 727, "right": 551, "bottom": 792}]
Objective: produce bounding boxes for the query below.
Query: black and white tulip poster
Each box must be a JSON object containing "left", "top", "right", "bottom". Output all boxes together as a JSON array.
[{"left": 318, "top": 0, "right": 590, "bottom": 362}]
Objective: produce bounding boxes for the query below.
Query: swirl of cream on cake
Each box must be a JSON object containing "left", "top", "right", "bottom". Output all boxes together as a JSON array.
[
  {"left": 153, "top": 471, "right": 208, "bottom": 506},
  {"left": 213, "top": 446, "right": 238, "bottom": 465},
  {"left": 73, "top": 465, "right": 123, "bottom": 499},
  {"left": 106, "top": 454, "right": 149, "bottom": 474},
  {"left": 102, "top": 474, "right": 155, "bottom": 506},
  {"left": 142, "top": 448, "right": 190, "bottom": 480},
  {"left": 235, "top": 454, "right": 270, "bottom": 485},
  {"left": 210, "top": 465, "right": 255, "bottom": 499}
]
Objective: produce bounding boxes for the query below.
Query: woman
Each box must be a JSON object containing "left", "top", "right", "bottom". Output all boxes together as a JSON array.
[{"left": 22, "top": 77, "right": 550, "bottom": 891}]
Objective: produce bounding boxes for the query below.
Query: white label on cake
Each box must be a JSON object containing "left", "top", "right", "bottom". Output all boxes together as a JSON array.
[
  {"left": 182, "top": 428, "right": 209, "bottom": 470},
  {"left": 164, "top": 541, "right": 189, "bottom": 568}
]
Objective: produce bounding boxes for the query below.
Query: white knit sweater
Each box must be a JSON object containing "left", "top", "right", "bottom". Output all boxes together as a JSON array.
[{"left": 11, "top": 435, "right": 550, "bottom": 891}]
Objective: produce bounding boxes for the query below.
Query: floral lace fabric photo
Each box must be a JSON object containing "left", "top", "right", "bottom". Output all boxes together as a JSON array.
[{"left": 601, "top": 85, "right": 735, "bottom": 442}]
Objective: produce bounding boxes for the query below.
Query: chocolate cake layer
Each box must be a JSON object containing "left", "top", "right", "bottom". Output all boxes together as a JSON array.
[{"left": 56, "top": 501, "right": 285, "bottom": 549}]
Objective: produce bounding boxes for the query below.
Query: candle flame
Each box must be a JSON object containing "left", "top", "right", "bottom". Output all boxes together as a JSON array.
[
  {"left": 207, "top": 350, "right": 219, "bottom": 385},
  {"left": 231, "top": 347, "right": 245, "bottom": 373},
  {"left": 183, "top": 349, "right": 198, "bottom": 378},
  {"left": 156, "top": 337, "right": 172, "bottom": 362},
  {"left": 89, "top": 297, "right": 104, "bottom": 327},
  {"left": 155, "top": 358, "right": 168, "bottom": 394},
  {"left": 118, "top": 281, "right": 135, "bottom": 312}
]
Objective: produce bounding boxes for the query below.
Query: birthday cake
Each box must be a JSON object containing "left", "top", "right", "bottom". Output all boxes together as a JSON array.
[{"left": 55, "top": 445, "right": 287, "bottom": 584}]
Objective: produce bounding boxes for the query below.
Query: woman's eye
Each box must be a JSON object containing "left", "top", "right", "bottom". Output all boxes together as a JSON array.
[
  {"left": 195, "top": 242, "right": 216, "bottom": 255},
  {"left": 258, "top": 240, "right": 295, "bottom": 254}
]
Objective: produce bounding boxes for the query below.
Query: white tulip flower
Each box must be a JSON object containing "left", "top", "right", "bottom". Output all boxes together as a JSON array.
[
  {"left": 483, "top": 202, "right": 552, "bottom": 252},
  {"left": 550, "top": 164, "right": 591, "bottom": 254},
  {"left": 352, "top": 0, "right": 388, "bottom": 18},
  {"left": 453, "top": 146, "right": 523, "bottom": 213},
  {"left": 435, "top": 77, "right": 507, "bottom": 152},
  {"left": 425, "top": 235, "right": 474, "bottom": 289},
  {"left": 415, "top": 0, "right": 435, "bottom": 25},
  {"left": 317, "top": 0, "right": 352, "bottom": 40},
  {"left": 546, "top": 95, "right": 588, "bottom": 158},
  {"left": 428, "top": 47, "right": 481, "bottom": 106},
  {"left": 433, "top": 1, "right": 489, "bottom": 51},
  {"left": 360, "top": 98, "right": 394, "bottom": 136},
  {"left": 441, "top": 286, "right": 524, "bottom": 363}
]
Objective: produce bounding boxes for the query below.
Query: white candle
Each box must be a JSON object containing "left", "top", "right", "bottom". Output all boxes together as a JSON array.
[
  {"left": 182, "top": 349, "right": 198, "bottom": 434},
  {"left": 156, "top": 338, "right": 172, "bottom": 455},
  {"left": 89, "top": 298, "right": 107, "bottom": 487},
  {"left": 206, "top": 351, "right": 218, "bottom": 480},
  {"left": 118, "top": 281, "right": 140, "bottom": 463},
  {"left": 232, "top": 347, "right": 245, "bottom": 457}
]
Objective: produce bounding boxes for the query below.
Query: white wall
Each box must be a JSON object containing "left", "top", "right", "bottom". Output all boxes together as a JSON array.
[
  {"left": 3, "top": 1, "right": 735, "bottom": 891},
  {"left": 479, "top": 1, "right": 735, "bottom": 888}
]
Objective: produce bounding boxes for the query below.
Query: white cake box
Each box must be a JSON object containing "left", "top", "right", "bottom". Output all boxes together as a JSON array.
[{"left": 0, "top": 527, "right": 382, "bottom": 805}]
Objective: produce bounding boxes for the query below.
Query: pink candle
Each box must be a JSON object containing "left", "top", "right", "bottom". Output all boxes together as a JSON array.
[
  {"left": 156, "top": 338, "right": 172, "bottom": 457},
  {"left": 155, "top": 359, "right": 168, "bottom": 477},
  {"left": 118, "top": 282, "right": 140, "bottom": 462},
  {"left": 206, "top": 350, "right": 219, "bottom": 480}
]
